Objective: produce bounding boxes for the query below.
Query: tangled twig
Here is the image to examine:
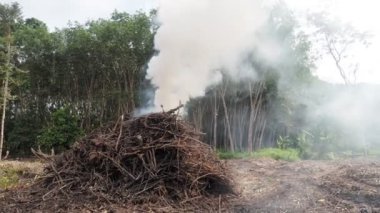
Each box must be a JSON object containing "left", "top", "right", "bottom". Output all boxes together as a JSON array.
[{"left": 2, "top": 106, "right": 234, "bottom": 212}]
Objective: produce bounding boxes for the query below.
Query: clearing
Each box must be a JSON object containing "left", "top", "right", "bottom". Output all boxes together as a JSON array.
[{"left": 230, "top": 158, "right": 380, "bottom": 213}]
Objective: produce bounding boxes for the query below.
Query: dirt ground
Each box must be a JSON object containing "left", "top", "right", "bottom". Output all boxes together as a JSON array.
[
  {"left": 1, "top": 158, "right": 380, "bottom": 212},
  {"left": 229, "top": 158, "right": 380, "bottom": 213}
]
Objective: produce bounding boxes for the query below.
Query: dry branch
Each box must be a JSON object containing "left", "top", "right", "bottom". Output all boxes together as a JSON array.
[{"left": 2, "top": 106, "right": 233, "bottom": 212}]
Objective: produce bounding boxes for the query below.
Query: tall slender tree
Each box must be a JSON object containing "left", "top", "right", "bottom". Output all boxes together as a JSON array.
[
  {"left": 308, "top": 12, "right": 370, "bottom": 85},
  {"left": 0, "top": 2, "right": 22, "bottom": 160}
]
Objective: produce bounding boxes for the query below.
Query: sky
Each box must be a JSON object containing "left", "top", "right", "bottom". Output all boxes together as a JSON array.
[
  {"left": 285, "top": 0, "right": 380, "bottom": 84},
  {"left": 0, "top": 0, "right": 156, "bottom": 30},
  {"left": 0, "top": 0, "right": 379, "bottom": 84}
]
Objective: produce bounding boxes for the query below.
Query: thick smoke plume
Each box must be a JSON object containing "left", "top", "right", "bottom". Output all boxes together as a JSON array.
[{"left": 146, "top": 0, "right": 267, "bottom": 111}]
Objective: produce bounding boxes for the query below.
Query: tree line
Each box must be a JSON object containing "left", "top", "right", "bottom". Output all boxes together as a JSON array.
[
  {"left": 0, "top": 3, "right": 155, "bottom": 157},
  {"left": 0, "top": 2, "right": 375, "bottom": 159}
]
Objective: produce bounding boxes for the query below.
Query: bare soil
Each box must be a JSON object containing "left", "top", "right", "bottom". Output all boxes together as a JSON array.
[
  {"left": 229, "top": 158, "right": 380, "bottom": 213},
  {"left": 1, "top": 158, "right": 380, "bottom": 212}
]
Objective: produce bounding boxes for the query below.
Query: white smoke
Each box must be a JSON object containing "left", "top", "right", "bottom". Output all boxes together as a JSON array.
[{"left": 146, "top": 0, "right": 267, "bottom": 111}]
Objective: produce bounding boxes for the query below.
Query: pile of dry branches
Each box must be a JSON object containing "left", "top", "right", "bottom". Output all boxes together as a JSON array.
[{"left": 3, "top": 107, "right": 233, "bottom": 212}]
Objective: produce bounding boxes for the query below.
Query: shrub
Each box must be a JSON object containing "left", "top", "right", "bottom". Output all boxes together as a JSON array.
[{"left": 37, "top": 107, "right": 83, "bottom": 153}]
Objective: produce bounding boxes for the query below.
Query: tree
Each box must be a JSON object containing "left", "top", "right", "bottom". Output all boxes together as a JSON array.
[
  {"left": 308, "top": 12, "right": 371, "bottom": 85},
  {"left": 0, "top": 2, "right": 22, "bottom": 160},
  {"left": 2, "top": 9, "right": 156, "bottom": 157},
  {"left": 12, "top": 11, "right": 155, "bottom": 131},
  {"left": 186, "top": 2, "right": 315, "bottom": 152}
]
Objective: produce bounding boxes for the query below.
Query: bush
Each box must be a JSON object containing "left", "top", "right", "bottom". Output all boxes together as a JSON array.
[
  {"left": 277, "top": 135, "right": 293, "bottom": 149},
  {"left": 277, "top": 130, "right": 316, "bottom": 159},
  {"left": 37, "top": 107, "right": 83, "bottom": 153}
]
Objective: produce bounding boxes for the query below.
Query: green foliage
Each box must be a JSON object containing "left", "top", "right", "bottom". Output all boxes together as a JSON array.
[
  {"left": 277, "top": 135, "right": 292, "bottom": 149},
  {"left": 0, "top": 2, "right": 26, "bottom": 160},
  {"left": 37, "top": 107, "right": 83, "bottom": 152},
  {"left": 277, "top": 130, "right": 338, "bottom": 160},
  {"left": 0, "top": 2, "right": 22, "bottom": 36},
  {"left": 294, "top": 131, "right": 313, "bottom": 159},
  {"left": 277, "top": 131, "right": 313, "bottom": 158},
  {"left": 0, "top": 8, "right": 156, "bottom": 156}
]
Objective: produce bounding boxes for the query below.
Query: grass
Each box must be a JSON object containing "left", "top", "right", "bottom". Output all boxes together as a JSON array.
[
  {"left": 0, "top": 160, "right": 44, "bottom": 189},
  {"left": 252, "top": 148, "right": 300, "bottom": 161},
  {"left": 217, "top": 151, "right": 253, "bottom": 160},
  {"left": 0, "top": 166, "right": 22, "bottom": 189},
  {"left": 218, "top": 148, "right": 300, "bottom": 162}
]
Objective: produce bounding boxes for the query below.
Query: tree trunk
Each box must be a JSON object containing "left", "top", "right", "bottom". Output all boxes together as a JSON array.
[
  {"left": 220, "top": 85, "right": 234, "bottom": 152},
  {"left": 0, "top": 28, "right": 11, "bottom": 160},
  {"left": 247, "top": 83, "right": 254, "bottom": 152},
  {"left": 213, "top": 90, "right": 218, "bottom": 149},
  {"left": 258, "top": 118, "right": 267, "bottom": 150},
  {"left": 247, "top": 83, "right": 263, "bottom": 151}
]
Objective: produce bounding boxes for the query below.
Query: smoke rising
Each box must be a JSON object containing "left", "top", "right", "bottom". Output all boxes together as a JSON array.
[
  {"left": 146, "top": 0, "right": 267, "bottom": 111},
  {"left": 142, "top": 0, "right": 380, "bottom": 155}
]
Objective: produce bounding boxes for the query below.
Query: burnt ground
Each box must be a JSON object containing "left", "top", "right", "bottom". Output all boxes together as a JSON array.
[{"left": 229, "top": 158, "right": 380, "bottom": 213}]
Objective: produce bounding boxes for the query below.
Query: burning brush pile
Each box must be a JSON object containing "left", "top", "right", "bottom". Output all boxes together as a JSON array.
[{"left": 2, "top": 107, "right": 234, "bottom": 212}]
